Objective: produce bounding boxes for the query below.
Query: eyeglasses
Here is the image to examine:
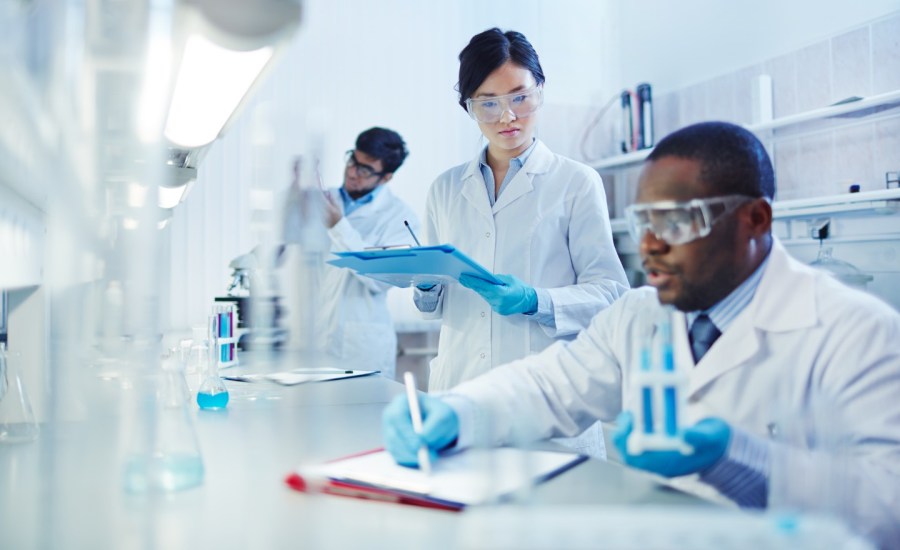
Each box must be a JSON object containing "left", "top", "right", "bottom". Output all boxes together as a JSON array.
[
  {"left": 345, "top": 150, "right": 386, "bottom": 179},
  {"left": 465, "top": 86, "right": 544, "bottom": 123},
  {"left": 624, "top": 194, "right": 756, "bottom": 246}
]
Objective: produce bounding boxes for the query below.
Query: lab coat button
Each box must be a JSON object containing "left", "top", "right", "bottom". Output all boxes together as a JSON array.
[
  {"left": 485, "top": 232, "right": 491, "bottom": 238},
  {"left": 480, "top": 352, "right": 486, "bottom": 359},
  {"left": 480, "top": 311, "right": 486, "bottom": 317}
]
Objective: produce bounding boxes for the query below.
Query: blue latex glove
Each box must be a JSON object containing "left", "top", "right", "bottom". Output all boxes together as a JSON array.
[
  {"left": 459, "top": 273, "right": 538, "bottom": 316},
  {"left": 382, "top": 392, "right": 460, "bottom": 467},
  {"left": 612, "top": 411, "right": 731, "bottom": 477}
]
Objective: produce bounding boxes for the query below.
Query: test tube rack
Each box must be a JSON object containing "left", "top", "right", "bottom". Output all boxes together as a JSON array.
[
  {"left": 213, "top": 304, "right": 239, "bottom": 369},
  {"left": 627, "top": 312, "right": 693, "bottom": 455}
]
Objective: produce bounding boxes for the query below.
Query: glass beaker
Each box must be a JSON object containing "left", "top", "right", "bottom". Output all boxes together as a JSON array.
[{"left": 0, "top": 343, "right": 40, "bottom": 443}]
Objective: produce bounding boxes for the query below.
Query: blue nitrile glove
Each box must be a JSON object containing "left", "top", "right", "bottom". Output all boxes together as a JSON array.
[
  {"left": 382, "top": 392, "right": 460, "bottom": 467},
  {"left": 612, "top": 411, "right": 731, "bottom": 477},
  {"left": 458, "top": 273, "right": 538, "bottom": 316}
]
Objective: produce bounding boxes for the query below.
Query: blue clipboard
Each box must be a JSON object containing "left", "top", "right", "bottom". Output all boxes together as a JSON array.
[{"left": 327, "top": 244, "right": 503, "bottom": 288}]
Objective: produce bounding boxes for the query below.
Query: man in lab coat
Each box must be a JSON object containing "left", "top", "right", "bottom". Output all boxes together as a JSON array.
[
  {"left": 288, "top": 127, "right": 420, "bottom": 379},
  {"left": 383, "top": 121, "right": 900, "bottom": 548}
]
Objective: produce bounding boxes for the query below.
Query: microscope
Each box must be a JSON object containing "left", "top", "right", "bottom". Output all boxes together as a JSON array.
[{"left": 215, "top": 246, "right": 287, "bottom": 350}]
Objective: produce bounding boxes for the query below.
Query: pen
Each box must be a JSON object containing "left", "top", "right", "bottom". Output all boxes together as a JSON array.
[
  {"left": 403, "top": 220, "right": 422, "bottom": 247},
  {"left": 403, "top": 371, "right": 431, "bottom": 474}
]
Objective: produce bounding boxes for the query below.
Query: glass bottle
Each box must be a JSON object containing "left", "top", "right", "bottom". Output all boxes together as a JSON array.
[{"left": 0, "top": 342, "right": 40, "bottom": 443}]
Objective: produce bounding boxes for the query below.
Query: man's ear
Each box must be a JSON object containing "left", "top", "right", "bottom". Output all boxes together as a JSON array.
[
  {"left": 745, "top": 198, "right": 772, "bottom": 237},
  {"left": 379, "top": 173, "right": 393, "bottom": 185}
]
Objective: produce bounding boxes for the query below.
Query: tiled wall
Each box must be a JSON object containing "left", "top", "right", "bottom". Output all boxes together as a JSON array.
[
  {"left": 553, "top": 10, "right": 900, "bottom": 311},
  {"left": 589, "top": 10, "right": 900, "bottom": 214}
]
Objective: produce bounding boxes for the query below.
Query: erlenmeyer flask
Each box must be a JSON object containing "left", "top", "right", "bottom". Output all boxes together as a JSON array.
[
  {"left": 0, "top": 342, "right": 40, "bottom": 443},
  {"left": 123, "top": 357, "right": 204, "bottom": 493}
]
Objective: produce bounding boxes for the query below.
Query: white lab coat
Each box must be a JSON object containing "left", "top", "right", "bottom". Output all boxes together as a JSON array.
[
  {"left": 317, "top": 187, "right": 420, "bottom": 379},
  {"left": 448, "top": 238, "right": 900, "bottom": 547},
  {"left": 420, "top": 140, "right": 629, "bottom": 391}
]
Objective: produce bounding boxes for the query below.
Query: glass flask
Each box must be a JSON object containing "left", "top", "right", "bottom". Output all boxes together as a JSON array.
[
  {"left": 809, "top": 246, "right": 873, "bottom": 290},
  {"left": 197, "top": 313, "right": 229, "bottom": 410},
  {"left": 0, "top": 342, "right": 40, "bottom": 443},
  {"left": 123, "top": 356, "right": 205, "bottom": 493}
]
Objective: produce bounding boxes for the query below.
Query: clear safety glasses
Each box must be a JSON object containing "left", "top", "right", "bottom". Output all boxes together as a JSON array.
[
  {"left": 465, "top": 86, "right": 544, "bottom": 123},
  {"left": 345, "top": 150, "right": 386, "bottom": 179},
  {"left": 624, "top": 194, "right": 756, "bottom": 245}
]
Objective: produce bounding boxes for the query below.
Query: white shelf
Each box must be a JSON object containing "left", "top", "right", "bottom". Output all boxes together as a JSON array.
[
  {"left": 771, "top": 188, "right": 900, "bottom": 218},
  {"left": 593, "top": 148, "right": 652, "bottom": 171},
  {"left": 592, "top": 88, "right": 900, "bottom": 172}
]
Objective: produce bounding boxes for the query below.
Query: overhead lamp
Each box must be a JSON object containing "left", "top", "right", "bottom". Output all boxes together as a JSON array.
[
  {"left": 159, "top": 165, "right": 197, "bottom": 209},
  {"left": 162, "top": 0, "right": 301, "bottom": 148},
  {"left": 164, "top": 35, "right": 273, "bottom": 148}
]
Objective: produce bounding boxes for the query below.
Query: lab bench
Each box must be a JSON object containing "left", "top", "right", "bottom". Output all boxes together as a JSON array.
[{"left": 0, "top": 351, "right": 863, "bottom": 549}]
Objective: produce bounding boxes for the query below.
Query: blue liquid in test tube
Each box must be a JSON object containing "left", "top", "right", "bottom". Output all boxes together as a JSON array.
[
  {"left": 641, "top": 348, "right": 654, "bottom": 434},
  {"left": 661, "top": 319, "right": 678, "bottom": 436}
]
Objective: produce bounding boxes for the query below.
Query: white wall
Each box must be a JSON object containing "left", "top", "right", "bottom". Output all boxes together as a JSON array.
[{"left": 615, "top": 0, "right": 900, "bottom": 93}]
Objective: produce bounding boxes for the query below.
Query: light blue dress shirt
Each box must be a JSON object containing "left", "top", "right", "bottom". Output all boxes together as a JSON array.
[{"left": 340, "top": 185, "right": 383, "bottom": 217}]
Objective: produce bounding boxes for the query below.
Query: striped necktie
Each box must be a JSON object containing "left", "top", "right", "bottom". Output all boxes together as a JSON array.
[{"left": 689, "top": 314, "right": 721, "bottom": 363}]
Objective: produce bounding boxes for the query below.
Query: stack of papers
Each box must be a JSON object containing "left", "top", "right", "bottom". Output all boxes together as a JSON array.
[
  {"left": 287, "top": 447, "right": 586, "bottom": 510},
  {"left": 223, "top": 368, "right": 379, "bottom": 386}
]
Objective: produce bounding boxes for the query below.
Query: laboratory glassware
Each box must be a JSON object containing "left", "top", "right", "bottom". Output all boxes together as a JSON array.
[
  {"left": 212, "top": 305, "right": 239, "bottom": 369},
  {"left": 123, "top": 354, "right": 205, "bottom": 493},
  {"left": 0, "top": 343, "right": 40, "bottom": 443},
  {"left": 809, "top": 246, "right": 873, "bottom": 290},
  {"left": 627, "top": 307, "right": 692, "bottom": 455},
  {"left": 197, "top": 313, "right": 230, "bottom": 410}
]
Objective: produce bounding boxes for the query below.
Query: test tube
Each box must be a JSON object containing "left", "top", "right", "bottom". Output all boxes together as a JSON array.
[
  {"left": 661, "top": 318, "right": 677, "bottom": 437},
  {"left": 640, "top": 348, "right": 654, "bottom": 435}
]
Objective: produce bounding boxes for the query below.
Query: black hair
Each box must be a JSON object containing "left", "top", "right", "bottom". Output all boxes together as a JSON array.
[
  {"left": 355, "top": 127, "right": 409, "bottom": 174},
  {"left": 456, "top": 28, "right": 545, "bottom": 111},
  {"left": 647, "top": 121, "right": 775, "bottom": 199}
]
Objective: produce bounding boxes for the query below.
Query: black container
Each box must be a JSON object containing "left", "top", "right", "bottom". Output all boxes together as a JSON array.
[
  {"left": 636, "top": 83, "right": 654, "bottom": 150},
  {"left": 620, "top": 90, "right": 634, "bottom": 153}
]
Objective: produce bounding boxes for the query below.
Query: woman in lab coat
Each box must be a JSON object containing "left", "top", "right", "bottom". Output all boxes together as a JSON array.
[{"left": 414, "top": 29, "right": 628, "bottom": 454}]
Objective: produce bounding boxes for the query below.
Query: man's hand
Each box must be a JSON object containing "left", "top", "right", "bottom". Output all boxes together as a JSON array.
[
  {"left": 382, "top": 392, "right": 460, "bottom": 467},
  {"left": 612, "top": 411, "right": 731, "bottom": 477},
  {"left": 323, "top": 190, "right": 342, "bottom": 228}
]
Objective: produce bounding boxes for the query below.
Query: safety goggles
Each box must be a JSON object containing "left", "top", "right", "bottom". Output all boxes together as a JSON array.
[
  {"left": 345, "top": 150, "right": 386, "bottom": 179},
  {"left": 624, "top": 194, "right": 756, "bottom": 245},
  {"left": 465, "top": 86, "right": 544, "bottom": 123}
]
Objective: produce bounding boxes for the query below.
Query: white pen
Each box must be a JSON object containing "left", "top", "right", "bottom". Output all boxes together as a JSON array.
[{"left": 403, "top": 371, "right": 432, "bottom": 474}]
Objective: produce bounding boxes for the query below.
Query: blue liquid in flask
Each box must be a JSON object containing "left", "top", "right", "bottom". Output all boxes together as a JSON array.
[
  {"left": 197, "top": 390, "right": 229, "bottom": 410},
  {"left": 124, "top": 453, "right": 205, "bottom": 493}
]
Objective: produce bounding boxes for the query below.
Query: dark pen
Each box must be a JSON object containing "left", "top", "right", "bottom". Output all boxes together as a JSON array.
[{"left": 404, "top": 220, "right": 422, "bottom": 247}]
